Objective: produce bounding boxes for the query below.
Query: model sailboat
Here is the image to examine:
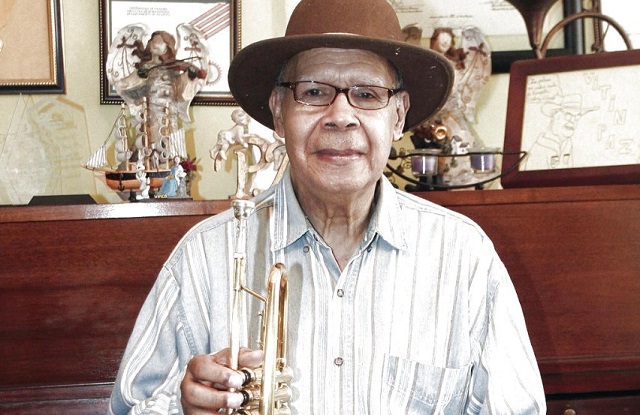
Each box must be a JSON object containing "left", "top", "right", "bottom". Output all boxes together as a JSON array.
[
  {"left": 84, "top": 100, "right": 190, "bottom": 193},
  {"left": 85, "top": 22, "right": 209, "bottom": 198}
]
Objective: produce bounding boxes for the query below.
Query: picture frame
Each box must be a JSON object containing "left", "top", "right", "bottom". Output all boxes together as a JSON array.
[
  {"left": 99, "top": 0, "right": 240, "bottom": 105},
  {"left": 501, "top": 49, "right": 640, "bottom": 188},
  {"left": 0, "top": 0, "right": 65, "bottom": 94},
  {"left": 388, "top": 0, "right": 584, "bottom": 74}
]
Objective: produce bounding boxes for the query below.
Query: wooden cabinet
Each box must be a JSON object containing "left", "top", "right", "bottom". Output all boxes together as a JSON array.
[
  {"left": 420, "top": 185, "right": 640, "bottom": 397},
  {"left": 0, "top": 185, "right": 638, "bottom": 412},
  {"left": 0, "top": 199, "right": 230, "bottom": 413},
  {"left": 546, "top": 394, "right": 640, "bottom": 414}
]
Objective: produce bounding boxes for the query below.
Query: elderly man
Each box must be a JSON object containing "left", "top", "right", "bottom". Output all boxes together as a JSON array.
[{"left": 109, "top": 0, "right": 546, "bottom": 414}]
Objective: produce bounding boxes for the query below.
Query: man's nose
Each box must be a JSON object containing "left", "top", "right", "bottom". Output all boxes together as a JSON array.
[{"left": 322, "top": 92, "right": 359, "bottom": 130}]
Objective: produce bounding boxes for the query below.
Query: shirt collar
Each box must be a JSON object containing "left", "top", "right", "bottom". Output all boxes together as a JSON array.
[
  {"left": 366, "top": 175, "right": 409, "bottom": 252},
  {"left": 271, "top": 168, "right": 311, "bottom": 251},
  {"left": 271, "top": 169, "right": 408, "bottom": 252}
]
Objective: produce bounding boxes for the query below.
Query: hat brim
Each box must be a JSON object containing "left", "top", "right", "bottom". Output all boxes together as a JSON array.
[{"left": 228, "top": 34, "right": 454, "bottom": 132}]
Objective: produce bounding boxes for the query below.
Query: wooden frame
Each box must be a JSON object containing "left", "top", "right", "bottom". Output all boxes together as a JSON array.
[
  {"left": 0, "top": 0, "right": 65, "bottom": 94},
  {"left": 501, "top": 49, "right": 640, "bottom": 188},
  {"left": 388, "top": 0, "right": 583, "bottom": 73},
  {"left": 99, "top": 0, "right": 240, "bottom": 105}
]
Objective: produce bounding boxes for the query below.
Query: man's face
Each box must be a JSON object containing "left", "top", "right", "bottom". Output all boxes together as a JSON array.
[
  {"left": 269, "top": 48, "right": 409, "bottom": 197},
  {"left": 551, "top": 109, "right": 580, "bottom": 139}
]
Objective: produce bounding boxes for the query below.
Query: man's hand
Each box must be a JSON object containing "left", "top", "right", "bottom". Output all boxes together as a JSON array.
[{"left": 181, "top": 347, "right": 263, "bottom": 414}]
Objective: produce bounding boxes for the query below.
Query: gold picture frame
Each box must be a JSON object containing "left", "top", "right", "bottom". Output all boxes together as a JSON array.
[{"left": 0, "top": 0, "right": 65, "bottom": 94}]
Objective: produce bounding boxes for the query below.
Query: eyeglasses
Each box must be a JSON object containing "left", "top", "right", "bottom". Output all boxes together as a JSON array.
[{"left": 277, "top": 81, "right": 403, "bottom": 110}]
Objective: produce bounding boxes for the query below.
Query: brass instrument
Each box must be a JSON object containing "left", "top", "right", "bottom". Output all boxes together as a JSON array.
[
  {"left": 229, "top": 199, "right": 292, "bottom": 415},
  {"left": 429, "top": 123, "right": 448, "bottom": 142}
]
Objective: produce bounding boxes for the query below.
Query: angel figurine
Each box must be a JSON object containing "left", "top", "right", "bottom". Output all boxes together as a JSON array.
[
  {"left": 413, "top": 26, "right": 492, "bottom": 185},
  {"left": 105, "top": 23, "right": 209, "bottom": 164},
  {"left": 429, "top": 27, "right": 491, "bottom": 144}
]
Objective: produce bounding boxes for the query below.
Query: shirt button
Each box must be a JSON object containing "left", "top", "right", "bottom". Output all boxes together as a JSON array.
[
  {"left": 303, "top": 246, "right": 310, "bottom": 253},
  {"left": 334, "top": 357, "right": 344, "bottom": 366},
  {"left": 336, "top": 289, "right": 344, "bottom": 297}
]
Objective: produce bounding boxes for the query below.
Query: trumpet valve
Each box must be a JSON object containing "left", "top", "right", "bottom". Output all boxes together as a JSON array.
[
  {"left": 240, "top": 366, "right": 293, "bottom": 386},
  {"left": 234, "top": 366, "right": 293, "bottom": 415}
]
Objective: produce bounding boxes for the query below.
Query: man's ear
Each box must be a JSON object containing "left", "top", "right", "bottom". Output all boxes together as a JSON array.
[
  {"left": 269, "top": 89, "right": 285, "bottom": 137},
  {"left": 393, "top": 92, "right": 410, "bottom": 141}
]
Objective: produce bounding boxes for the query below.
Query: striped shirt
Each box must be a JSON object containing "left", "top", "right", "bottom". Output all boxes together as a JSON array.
[{"left": 109, "top": 170, "right": 546, "bottom": 414}]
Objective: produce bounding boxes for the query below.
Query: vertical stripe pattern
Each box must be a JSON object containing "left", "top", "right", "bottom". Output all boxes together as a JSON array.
[{"left": 109, "top": 171, "right": 546, "bottom": 415}]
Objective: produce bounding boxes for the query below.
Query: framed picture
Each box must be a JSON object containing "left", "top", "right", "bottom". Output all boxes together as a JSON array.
[
  {"left": 388, "top": 0, "right": 583, "bottom": 73},
  {"left": 99, "top": 0, "right": 240, "bottom": 105},
  {"left": 0, "top": 0, "right": 65, "bottom": 94},
  {"left": 501, "top": 49, "right": 640, "bottom": 188}
]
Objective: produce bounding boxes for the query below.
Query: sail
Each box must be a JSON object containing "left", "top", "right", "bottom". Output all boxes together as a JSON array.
[
  {"left": 84, "top": 144, "right": 108, "bottom": 169},
  {"left": 170, "top": 128, "right": 187, "bottom": 159},
  {"left": 115, "top": 132, "right": 132, "bottom": 164}
]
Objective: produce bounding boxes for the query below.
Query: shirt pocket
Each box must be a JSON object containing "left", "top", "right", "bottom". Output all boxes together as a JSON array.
[{"left": 380, "top": 354, "right": 472, "bottom": 415}]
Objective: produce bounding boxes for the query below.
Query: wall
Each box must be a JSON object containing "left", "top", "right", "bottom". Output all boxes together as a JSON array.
[
  {"left": 0, "top": 0, "right": 290, "bottom": 204},
  {"left": 0, "top": 0, "right": 545, "bottom": 204}
]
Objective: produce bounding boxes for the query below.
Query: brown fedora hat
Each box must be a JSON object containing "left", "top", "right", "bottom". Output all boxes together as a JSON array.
[{"left": 228, "top": 0, "right": 454, "bottom": 132}]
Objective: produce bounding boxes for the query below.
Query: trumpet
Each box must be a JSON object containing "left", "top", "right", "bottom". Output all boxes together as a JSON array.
[{"left": 229, "top": 199, "right": 292, "bottom": 415}]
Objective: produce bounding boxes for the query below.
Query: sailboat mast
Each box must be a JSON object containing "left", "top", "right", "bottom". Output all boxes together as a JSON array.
[{"left": 142, "top": 97, "right": 150, "bottom": 171}]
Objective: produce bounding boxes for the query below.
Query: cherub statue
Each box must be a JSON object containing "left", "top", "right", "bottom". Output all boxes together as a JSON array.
[
  {"left": 209, "top": 109, "right": 250, "bottom": 164},
  {"left": 210, "top": 110, "right": 288, "bottom": 199},
  {"left": 105, "top": 23, "right": 209, "bottom": 163}
]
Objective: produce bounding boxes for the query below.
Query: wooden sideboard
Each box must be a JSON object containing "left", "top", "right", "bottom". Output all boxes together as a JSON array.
[{"left": 0, "top": 185, "right": 638, "bottom": 414}]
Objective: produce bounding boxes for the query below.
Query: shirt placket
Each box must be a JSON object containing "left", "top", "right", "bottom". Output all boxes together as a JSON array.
[
  {"left": 307, "top": 229, "right": 369, "bottom": 414},
  {"left": 328, "top": 251, "right": 362, "bottom": 414}
]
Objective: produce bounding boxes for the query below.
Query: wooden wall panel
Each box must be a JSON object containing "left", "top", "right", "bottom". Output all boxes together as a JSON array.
[{"left": 0, "top": 214, "right": 207, "bottom": 388}]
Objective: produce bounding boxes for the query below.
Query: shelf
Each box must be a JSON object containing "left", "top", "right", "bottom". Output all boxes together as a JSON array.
[{"left": 1, "top": 183, "right": 637, "bottom": 223}]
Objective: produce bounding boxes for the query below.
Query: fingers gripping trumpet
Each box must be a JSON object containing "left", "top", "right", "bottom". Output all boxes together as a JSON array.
[{"left": 229, "top": 200, "right": 292, "bottom": 415}]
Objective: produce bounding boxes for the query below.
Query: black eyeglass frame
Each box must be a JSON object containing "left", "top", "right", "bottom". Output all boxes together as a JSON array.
[{"left": 276, "top": 80, "right": 404, "bottom": 110}]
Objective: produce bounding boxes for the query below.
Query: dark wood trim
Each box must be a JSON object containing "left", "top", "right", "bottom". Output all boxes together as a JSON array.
[
  {"left": 0, "top": 383, "right": 112, "bottom": 414},
  {"left": 416, "top": 183, "right": 640, "bottom": 207}
]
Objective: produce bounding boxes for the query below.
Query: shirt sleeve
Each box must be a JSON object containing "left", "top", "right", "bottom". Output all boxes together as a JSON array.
[
  {"left": 465, "top": 247, "right": 547, "bottom": 415},
  {"left": 108, "top": 267, "right": 194, "bottom": 415}
]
